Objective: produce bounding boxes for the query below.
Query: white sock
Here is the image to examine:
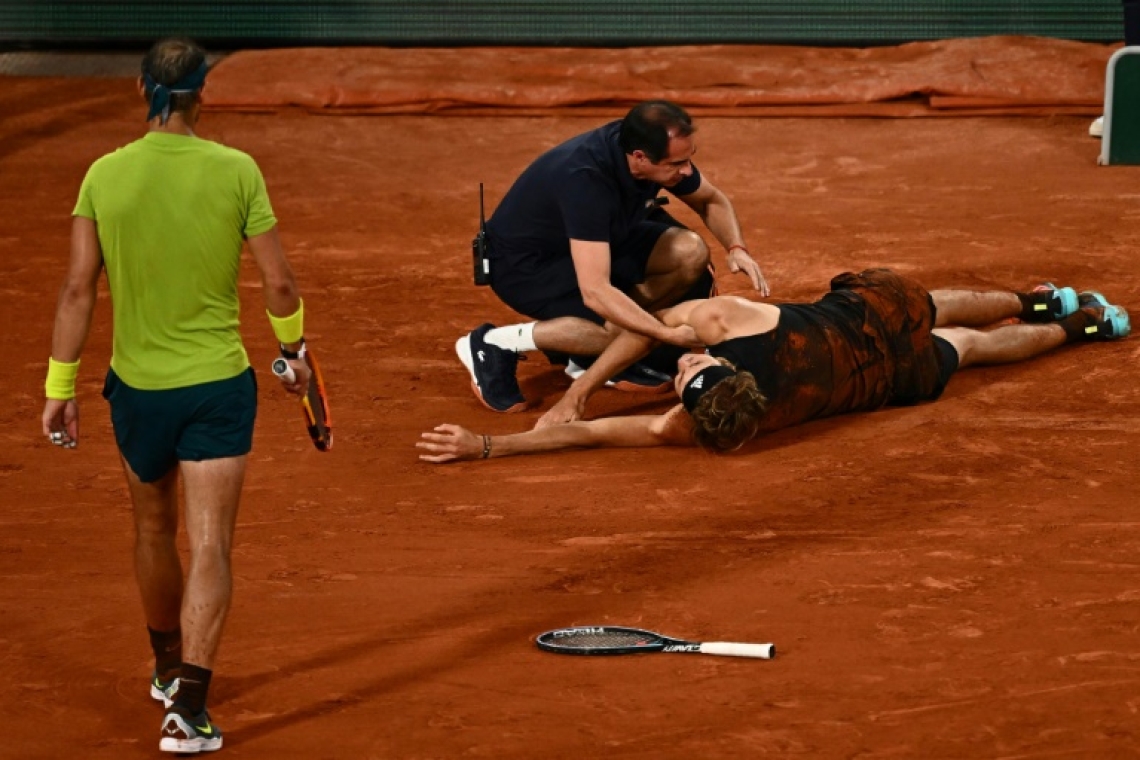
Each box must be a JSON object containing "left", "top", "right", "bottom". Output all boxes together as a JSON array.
[{"left": 485, "top": 323, "right": 537, "bottom": 353}]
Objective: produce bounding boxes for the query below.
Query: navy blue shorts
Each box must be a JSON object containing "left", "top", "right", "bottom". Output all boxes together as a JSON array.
[
  {"left": 491, "top": 211, "right": 683, "bottom": 323},
  {"left": 102, "top": 367, "right": 257, "bottom": 483},
  {"left": 931, "top": 334, "right": 960, "bottom": 395}
]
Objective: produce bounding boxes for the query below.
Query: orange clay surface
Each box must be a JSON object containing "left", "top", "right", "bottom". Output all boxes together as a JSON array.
[{"left": 2, "top": 75, "right": 1140, "bottom": 759}]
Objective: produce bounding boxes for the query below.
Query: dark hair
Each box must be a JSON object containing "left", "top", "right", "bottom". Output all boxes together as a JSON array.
[
  {"left": 141, "top": 37, "right": 207, "bottom": 117},
  {"left": 619, "top": 100, "right": 695, "bottom": 162},
  {"left": 688, "top": 367, "right": 768, "bottom": 452}
]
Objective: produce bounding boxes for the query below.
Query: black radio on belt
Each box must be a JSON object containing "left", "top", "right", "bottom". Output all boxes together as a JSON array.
[{"left": 472, "top": 183, "right": 490, "bottom": 286}]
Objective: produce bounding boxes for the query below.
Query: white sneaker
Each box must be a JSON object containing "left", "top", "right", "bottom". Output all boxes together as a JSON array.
[
  {"left": 564, "top": 358, "right": 588, "bottom": 381},
  {"left": 1089, "top": 116, "right": 1104, "bottom": 138},
  {"left": 149, "top": 674, "right": 179, "bottom": 708}
]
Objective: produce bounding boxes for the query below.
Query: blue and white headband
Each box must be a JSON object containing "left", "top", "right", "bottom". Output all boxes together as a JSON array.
[{"left": 144, "top": 60, "right": 208, "bottom": 124}]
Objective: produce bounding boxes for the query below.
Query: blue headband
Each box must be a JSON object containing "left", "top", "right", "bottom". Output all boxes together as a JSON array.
[
  {"left": 681, "top": 363, "right": 737, "bottom": 413},
  {"left": 145, "top": 60, "right": 208, "bottom": 124}
]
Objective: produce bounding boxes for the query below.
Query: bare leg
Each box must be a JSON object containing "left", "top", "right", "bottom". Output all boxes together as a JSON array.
[
  {"left": 124, "top": 461, "right": 183, "bottom": 633},
  {"left": 532, "top": 316, "right": 615, "bottom": 356},
  {"left": 179, "top": 456, "right": 246, "bottom": 669},
  {"left": 931, "top": 289, "right": 1022, "bottom": 328},
  {"left": 631, "top": 227, "right": 709, "bottom": 309},
  {"left": 934, "top": 322, "right": 1067, "bottom": 368}
]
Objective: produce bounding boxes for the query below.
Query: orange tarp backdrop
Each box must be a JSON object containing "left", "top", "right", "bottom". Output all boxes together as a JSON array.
[{"left": 204, "top": 35, "right": 1115, "bottom": 116}]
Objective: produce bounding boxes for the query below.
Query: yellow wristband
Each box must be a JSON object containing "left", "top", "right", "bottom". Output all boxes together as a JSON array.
[
  {"left": 267, "top": 299, "right": 304, "bottom": 344},
  {"left": 45, "top": 357, "right": 80, "bottom": 400}
]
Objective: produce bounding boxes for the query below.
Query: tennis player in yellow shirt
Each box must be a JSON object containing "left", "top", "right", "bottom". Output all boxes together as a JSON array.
[{"left": 41, "top": 36, "right": 316, "bottom": 754}]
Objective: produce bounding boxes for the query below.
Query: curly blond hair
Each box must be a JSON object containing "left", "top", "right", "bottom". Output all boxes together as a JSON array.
[{"left": 688, "top": 366, "right": 768, "bottom": 452}]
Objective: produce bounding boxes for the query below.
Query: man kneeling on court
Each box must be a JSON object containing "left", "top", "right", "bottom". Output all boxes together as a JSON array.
[
  {"left": 419, "top": 269, "right": 1130, "bottom": 460},
  {"left": 454, "top": 100, "right": 766, "bottom": 414}
]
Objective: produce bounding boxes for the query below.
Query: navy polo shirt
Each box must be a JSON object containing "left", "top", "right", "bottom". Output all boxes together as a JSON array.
[{"left": 486, "top": 120, "right": 702, "bottom": 276}]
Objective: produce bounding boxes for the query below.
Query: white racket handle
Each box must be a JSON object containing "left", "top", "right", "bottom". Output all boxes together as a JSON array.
[
  {"left": 698, "top": 641, "right": 775, "bottom": 659},
  {"left": 272, "top": 358, "right": 296, "bottom": 383}
]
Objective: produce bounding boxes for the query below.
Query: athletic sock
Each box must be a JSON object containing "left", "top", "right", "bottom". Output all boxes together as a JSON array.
[
  {"left": 147, "top": 626, "right": 182, "bottom": 681},
  {"left": 485, "top": 323, "right": 537, "bottom": 353},
  {"left": 1058, "top": 310, "right": 1096, "bottom": 342},
  {"left": 174, "top": 663, "right": 213, "bottom": 715},
  {"left": 1017, "top": 290, "right": 1062, "bottom": 323}
]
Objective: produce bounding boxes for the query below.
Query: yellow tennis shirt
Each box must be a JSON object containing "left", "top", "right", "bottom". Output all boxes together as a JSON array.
[{"left": 74, "top": 131, "right": 277, "bottom": 390}]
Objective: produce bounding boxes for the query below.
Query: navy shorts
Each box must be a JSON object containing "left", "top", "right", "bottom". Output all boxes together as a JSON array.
[
  {"left": 491, "top": 211, "right": 684, "bottom": 323},
  {"left": 102, "top": 367, "right": 258, "bottom": 483},
  {"left": 931, "top": 334, "right": 961, "bottom": 394}
]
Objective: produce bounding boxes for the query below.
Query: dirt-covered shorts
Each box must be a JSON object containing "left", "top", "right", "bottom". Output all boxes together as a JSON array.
[{"left": 830, "top": 268, "right": 958, "bottom": 406}]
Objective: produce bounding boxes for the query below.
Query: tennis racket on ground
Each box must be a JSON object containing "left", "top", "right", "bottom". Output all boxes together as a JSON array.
[
  {"left": 535, "top": 626, "right": 774, "bottom": 659},
  {"left": 272, "top": 350, "right": 333, "bottom": 452}
]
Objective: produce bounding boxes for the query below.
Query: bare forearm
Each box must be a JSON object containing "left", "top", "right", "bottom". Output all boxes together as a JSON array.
[
  {"left": 490, "top": 416, "right": 677, "bottom": 457},
  {"left": 583, "top": 284, "right": 674, "bottom": 342},
  {"left": 487, "top": 422, "right": 606, "bottom": 457},
  {"left": 562, "top": 330, "right": 655, "bottom": 404},
  {"left": 419, "top": 413, "right": 689, "bottom": 463},
  {"left": 248, "top": 227, "right": 301, "bottom": 317},
  {"left": 698, "top": 191, "right": 745, "bottom": 250},
  {"left": 689, "top": 190, "right": 767, "bottom": 294},
  {"left": 263, "top": 278, "right": 301, "bottom": 318},
  {"left": 51, "top": 284, "right": 97, "bottom": 361}
]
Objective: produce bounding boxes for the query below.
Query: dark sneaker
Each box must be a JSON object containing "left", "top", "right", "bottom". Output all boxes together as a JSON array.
[
  {"left": 455, "top": 323, "right": 527, "bottom": 413},
  {"left": 150, "top": 673, "right": 179, "bottom": 708},
  {"left": 1025, "top": 282, "right": 1079, "bottom": 322},
  {"left": 1078, "top": 291, "right": 1108, "bottom": 309},
  {"left": 1076, "top": 292, "right": 1131, "bottom": 339},
  {"left": 160, "top": 707, "right": 222, "bottom": 753},
  {"left": 565, "top": 359, "right": 673, "bottom": 393},
  {"left": 606, "top": 363, "right": 673, "bottom": 393}
]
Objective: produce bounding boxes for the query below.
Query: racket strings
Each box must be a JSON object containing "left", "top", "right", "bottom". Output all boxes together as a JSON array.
[{"left": 551, "top": 631, "right": 660, "bottom": 649}]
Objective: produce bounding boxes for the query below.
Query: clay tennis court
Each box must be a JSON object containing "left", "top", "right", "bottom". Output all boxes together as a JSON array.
[{"left": 4, "top": 39, "right": 1140, "bottom": 758}]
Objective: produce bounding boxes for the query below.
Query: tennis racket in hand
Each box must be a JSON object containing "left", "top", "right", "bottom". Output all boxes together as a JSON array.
[
  {"left": 272, "top": 350, "right": 332, "bottom": 451},
  {"left": 536, "top": 626, "right": 774, "bottom": 659}
]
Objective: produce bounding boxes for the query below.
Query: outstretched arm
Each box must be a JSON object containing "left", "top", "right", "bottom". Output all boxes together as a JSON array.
[{"left": 421, "top": 406, "right": 694, "bottom": 463}]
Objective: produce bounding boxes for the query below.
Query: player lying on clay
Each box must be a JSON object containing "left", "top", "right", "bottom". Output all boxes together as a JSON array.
[{"left": 418, "top": 269, "right": 1130, "bottom": 461}]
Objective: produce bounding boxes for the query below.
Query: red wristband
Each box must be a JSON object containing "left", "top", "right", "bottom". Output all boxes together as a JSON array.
[{"left": 728, "top": 244, "right": 748, "bottom": 255}]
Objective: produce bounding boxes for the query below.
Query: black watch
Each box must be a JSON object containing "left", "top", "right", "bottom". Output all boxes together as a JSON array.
[{"left": 279, "top": 337, "right": 306, "bottom": 360}]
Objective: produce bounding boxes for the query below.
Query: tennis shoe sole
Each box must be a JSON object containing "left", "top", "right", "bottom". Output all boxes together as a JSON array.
[{"left": 159, "top": 709, "right": 222, "bottom": 753}]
